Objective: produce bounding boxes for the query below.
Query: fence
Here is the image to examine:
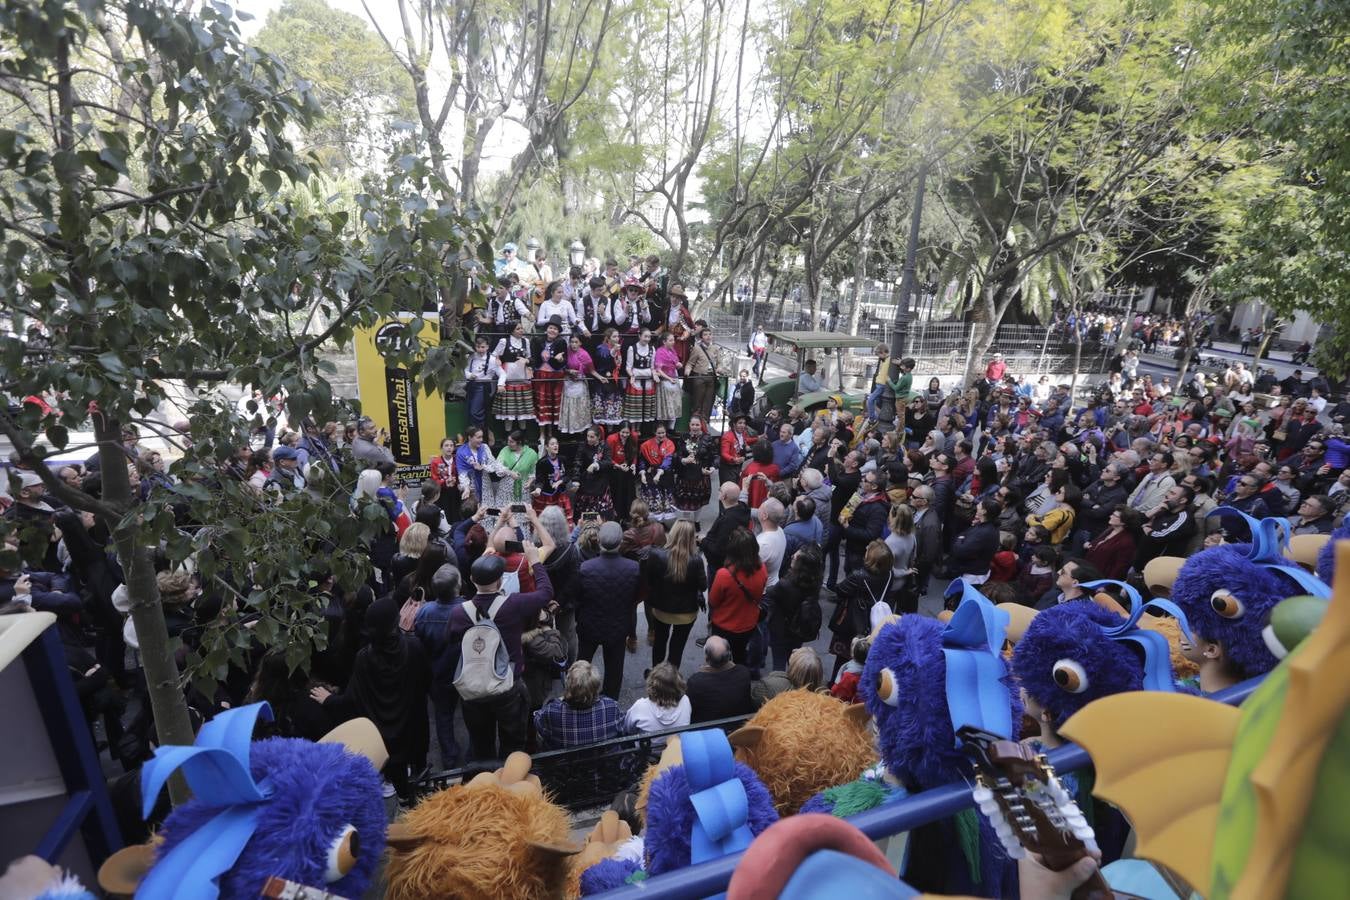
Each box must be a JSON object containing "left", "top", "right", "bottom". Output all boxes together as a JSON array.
[
  {"left": 703, "top": 295, "right": 1113, "bottom": 388},
  {"left": 411, "top": 715, "right": 750, "bottom": 813},
  {"left": 597, "top": 675, "right": 1263, "bottom": 898}
]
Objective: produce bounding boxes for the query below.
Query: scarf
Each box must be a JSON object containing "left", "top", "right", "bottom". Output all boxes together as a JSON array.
[{"left": 641, "top": 437, "right": 674, "bottom": 467}]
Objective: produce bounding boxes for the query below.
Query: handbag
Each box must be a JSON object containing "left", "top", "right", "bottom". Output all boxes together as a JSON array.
[{"left": 398, "top": 587, "right": 425, "bottom": 633}]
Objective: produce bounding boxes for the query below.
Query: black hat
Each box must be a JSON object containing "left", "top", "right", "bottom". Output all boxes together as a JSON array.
[
  {"left": 546, "top": 314, "right": 563, "bottom": 330},
  {"left": 471, "top": 554, "right": 506, "bottom": 586}
]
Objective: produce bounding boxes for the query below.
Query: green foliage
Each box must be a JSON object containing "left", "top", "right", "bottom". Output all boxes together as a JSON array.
[
  {"left": 1204, "top": 0, "right": 1349, "bottom": 377},
  {"left": 0, "top": 0, "right": 487, "bottom": 699},
  {"left": 254, "top": 0, "right": 414, "bottom": 172}
]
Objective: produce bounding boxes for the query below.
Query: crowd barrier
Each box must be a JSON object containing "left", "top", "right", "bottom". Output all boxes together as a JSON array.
[
  {"left": 595, "top": 676, "right": 1264, "bottom": 897},
  {"left": 411, "top": 715, "right": 751, "bottom": 813}
]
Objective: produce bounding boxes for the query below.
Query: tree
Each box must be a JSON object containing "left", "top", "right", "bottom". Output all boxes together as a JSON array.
[
  {"left": 0, "top": 0, "right": 479, "bottom": 779},
  {"left": 253, "top": 0, "right": 414, "bottom": 173},
  {"left": 924, "top": 0, "right": 1229, "bottom": 382},
  {"left": 1205, "top": 0, "right": 1350, "bottom": 380}
]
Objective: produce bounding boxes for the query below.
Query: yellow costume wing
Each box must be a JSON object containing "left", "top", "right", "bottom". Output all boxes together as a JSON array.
[{"left": 1059, "top": 691, "right": 1240, "bottom": 895}]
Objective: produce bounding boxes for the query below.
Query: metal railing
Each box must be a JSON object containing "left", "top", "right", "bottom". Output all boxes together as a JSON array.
[
  {"left": 411, "top": 715, "right": 750, "bottom": 813},
  {"left": 597, "top": 676, "right": 1263, "bottom": 897}
]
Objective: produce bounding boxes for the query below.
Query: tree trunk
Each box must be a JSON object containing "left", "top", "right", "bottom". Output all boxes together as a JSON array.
[
  {"left": 964, "top": 286, "right": 1001, "bottom": 385},
  {"left": 459, "top": 12, "right": 484, "bottom": 209},
  {"left": 96, "top": 416, "right": 195, "bottom": 799},
  {"left": 1070, "top": 299, "right": 1084, "bottom": 395}
]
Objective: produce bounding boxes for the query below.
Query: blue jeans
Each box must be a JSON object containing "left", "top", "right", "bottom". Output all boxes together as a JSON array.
[
  {"left": 865, "top": 383, "right": 885, "bottom": 419},
  {"left": 429, "top": 683, "right": 462, "bottom": 769}
]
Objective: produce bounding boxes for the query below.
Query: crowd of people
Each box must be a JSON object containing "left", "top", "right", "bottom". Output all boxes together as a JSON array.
[{"left": 3, "top": 245, "right": 1347, "bottom": 831}]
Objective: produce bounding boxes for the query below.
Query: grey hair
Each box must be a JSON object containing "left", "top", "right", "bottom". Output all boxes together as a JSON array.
[
  {"left": 563, "top": 660, "right": 603, "bottom": 708},
  {"left": 537, "top": 504, "right": 571, "bottom": 548},
  {"left": 799, "top": 467, "right": 823, "bottom": 491},
  {"left": 431, "top": 564, "right": 461, "bottom": 602},
  {"left": 759, "top": 497, "right": 786, "bottom": 527},
  {"left": 705, "top": 635, "right": 731, "bottom": 668}
]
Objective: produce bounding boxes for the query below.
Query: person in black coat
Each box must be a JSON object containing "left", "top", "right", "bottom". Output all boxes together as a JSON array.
[
  {"left": 730, "top": 369, "right": 756, "bottom": 418},
  {"left": 701, "top": 481, "right": 751, "bottom": 576},
  {"left": 577, "top": 522, "right": 641, "bottom": 699},
  {"left": 1072, "top": 464, "right": 1130, "bottom": 553},
  {"left": 945, "top": 499, "right": 1000, "bottom": 581},
  {"left": 643, "top": 520, "right": 708, "bottom": 669},
  {"left": 842, "top": 470, "right": 890, "bottom": 573},
  {"left": 765, "top": 545, "right": 824, "bottom": 671}
]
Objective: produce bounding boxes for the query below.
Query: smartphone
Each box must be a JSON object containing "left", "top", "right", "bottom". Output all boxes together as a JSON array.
[
  {"left": 484, "top": 508, "right": 501, "bottom": 516},
  {"left": 510, "top": 503, "right": 527, "bottom": 513},
  {"left": 504, "top": 540, "right": 525, "bottom": 555},
  {"left": 580, "top": 511, "right": 601, "bottom": 522}
]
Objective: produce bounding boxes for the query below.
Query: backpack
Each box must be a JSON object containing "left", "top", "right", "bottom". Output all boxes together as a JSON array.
[{"left": 452, "top": 595, "right": 514, "bottom": 701}]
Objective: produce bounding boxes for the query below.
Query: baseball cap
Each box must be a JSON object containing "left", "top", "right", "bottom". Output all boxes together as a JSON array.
[{"left": 471, "top": 554, "right": 506, "bottom": 586}]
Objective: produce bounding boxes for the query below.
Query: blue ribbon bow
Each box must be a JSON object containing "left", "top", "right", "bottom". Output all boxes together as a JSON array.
[
  {"left": 941, "top": 581, "right": 1014, "bottom": 740},
  {"left": 1082, "top": 580, "right": 1191, "bottom": 693},
  {"left": 682, "top": 729, "right": 755, "bottom": 868},
  {"left": 1206, "top": 508, "right": 1331, "bottom": 598},
  {"left": 137, "top": 703, "right": 276, "bottom": 900}
]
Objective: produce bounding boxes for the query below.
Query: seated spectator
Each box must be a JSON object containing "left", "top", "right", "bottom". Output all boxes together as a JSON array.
[
  {"left": 988, "top": 531, "right": 1019, "bottom": 582},
  {"left": 624, "top": 662, "right": 691, "bottom": 734},
  {"left": 1290, "top": 494, "right": 1335, "bottom": 535},
  {"left": 1037, "top": 557, "right": 1106, "bottom": 610},
  {"left": 830, "top": 637, "right": 870, "bottom": 703},
  {"left": 753, "top": 646, "right": 826, "bottom": 707},
  {"left": 687, "top": 636, "right": 754, "bottom": 723},
  {"left": 1083, "top": 505, "right": 1140, "bottom": 580},
  {"left": 1016, "top": 545, "right": 1059, "bottom": 607},
  {"left": 534, "top": 660, "right": 625, "bottom": 750}
]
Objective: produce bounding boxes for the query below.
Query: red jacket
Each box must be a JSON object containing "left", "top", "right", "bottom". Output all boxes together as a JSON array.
[
  {"left": 709, "top": 564, "right": 767, "bottom": 633},
  {"left": 743, "top": 461, "right": 780, "bottom": 510},
  {"left": 721, "top": 429, "right": 755, "bottom": 466},
  {"left": 429, "top": 454, "right": 455, "bottom": 488}
]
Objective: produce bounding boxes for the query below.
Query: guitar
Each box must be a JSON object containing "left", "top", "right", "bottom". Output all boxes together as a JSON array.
[{"left": 957, "top": 725, "right": 1130, "bottom": 900}]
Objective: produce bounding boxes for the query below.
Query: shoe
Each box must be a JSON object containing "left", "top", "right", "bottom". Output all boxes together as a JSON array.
[
  {"left": 695, "top": 636, "right": 708, "bottom": 648},
  {"left": 381, "top": 779, "right": 397, "bottom": 799},
  {"left": 626, "top": 637, "right": 638, "bottom": 654},
  {"left": 643, "top": 669, "right": 651, "bottom": 679}
]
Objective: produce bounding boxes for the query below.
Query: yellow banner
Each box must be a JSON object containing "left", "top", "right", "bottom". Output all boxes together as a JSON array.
[{"left": 354, "top": 314, "right": 446, "bottom": 484}]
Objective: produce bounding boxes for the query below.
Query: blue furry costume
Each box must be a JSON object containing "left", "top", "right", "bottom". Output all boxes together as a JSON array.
[
  {"left": 1172, "top": 510, "right": 1332, "bottom": 680},
  {"left": 1012, "top": 601, "right": 1146, "bottom": 728},
  {"left": 1316, "top": 518, "right": 1350, "bottom": 584},
  {"left": 137, "top": 703, "right": 386, "bottom": 899},
  {"left": 579, "top": 730, "right": 779, "bottom": 895},
  {"left": 804, "top": 588, "right": 1022, "bottom": 897}
]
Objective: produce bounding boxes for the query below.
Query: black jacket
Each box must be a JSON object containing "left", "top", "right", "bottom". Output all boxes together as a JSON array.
[
  {"left": 831, "top": 568, "right": 894, "bottom": 642},
  {"left": 844, "top": 495, "right": 889, "bottom": 554},
  {"left": 703, "top": 503, "right": 751, "bottom": 572},
  {"left": 688, "top": 666, "right": 754, "bottom": 723},
  {"left": 1078, "top": 480, "right": 1128, "bottom": 536},
  {"left": 947, "top": 521, "right": 998, "bottom": 577},
  {"left": 644, "top": 547, "right": 708, "bottom": 618},
  {"left": 577, "top": 553, "right": 641, "bottom": 644}
]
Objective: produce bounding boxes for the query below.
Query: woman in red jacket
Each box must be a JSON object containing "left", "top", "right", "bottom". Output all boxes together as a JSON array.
[
  {"left": 708, "top": 528, "right": 767, "bottom": 665},
  {"left": 1083, "top": 505, "right": 1140, "bottom": 581},
  {"left": 606, "top": 421, "right": 640, "bottom": 525},
  {"left": 740, "top": 440, "right": 780, "bottom": 511},
  {"left": 427, "top": 436, "right": 461, "bottom": 522}
]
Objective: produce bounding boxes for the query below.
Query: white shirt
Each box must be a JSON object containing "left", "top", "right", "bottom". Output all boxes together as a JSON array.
[
  {"left": 624, "top": 696, "right": 692, "bottom": 734},
  {"left": 537, "top": 298, "right": 583, "bottom": 333},
  {"left": 757, "top": 528, "right": 786, "bottom": 588},
  {"left": 464, "top": 351, "right": 496, "bottom": 382}
]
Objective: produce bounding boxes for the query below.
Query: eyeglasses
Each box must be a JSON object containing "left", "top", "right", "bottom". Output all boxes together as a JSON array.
[{"left": 1239, "top": 480, "right": 1258, "bottom": 488}]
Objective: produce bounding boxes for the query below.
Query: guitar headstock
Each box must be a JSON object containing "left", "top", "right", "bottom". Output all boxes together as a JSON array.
[{"left": 958, "top": 726, "right": 1113, "bottom": 897}]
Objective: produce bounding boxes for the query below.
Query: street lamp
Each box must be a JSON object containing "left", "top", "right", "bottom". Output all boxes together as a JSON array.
[{"left": 569, "top": 240, "right": 586, "bottom": 267}]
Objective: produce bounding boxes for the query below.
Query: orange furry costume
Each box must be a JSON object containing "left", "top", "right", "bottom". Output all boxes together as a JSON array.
[{"left": 729, "top": 690, "right": 876, "bottom": 815}]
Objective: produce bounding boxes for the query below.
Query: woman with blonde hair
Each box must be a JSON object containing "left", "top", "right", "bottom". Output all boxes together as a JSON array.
[
  {"left": 643, "top": 520, "right": 708, "bottom": 668},
  {"left": 390, "top": 522, "right": 430, "bottom": 586}
]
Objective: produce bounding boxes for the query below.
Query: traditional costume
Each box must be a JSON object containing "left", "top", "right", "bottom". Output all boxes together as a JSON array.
[
  {"left": 638, "top": 433, "right": 677, "bottom": 520},
  {"left": 560, "top": 345, "right": 597, "bottom": 434},
  {"left": 674, "top": 429, "right": 718, "bottom": 513},
  {"left": 462, "top": 347, "right": 497, "bottom": 428},
  {"left": 533, "top": 449, "right": 572, "bottom": 521},
  {"left": 491, "top": 334, "right": 534, "bottom": 422},
  {"left": 532, "top": 326, "right": 568, "bottom": 427},
  {"left": 489, "top": 442, "right": 539, "bottom": 510},
  {"left": 624, "top": 339, "right": 657, "bottom": 423},
  {"left": 664, "top": 290, "right": 696, "bottom": 365},
  {"left": 591, "top": 340, "right": 625, "bottom": 426},
  {"left": 572, "top": 438, "right": 615, "bottom": 519},
  {"left": 653, "top": 342, "right": 683, "bottom": 426},
  {"left": 606, "top": 431, "right": 639, "bottom": 522}
]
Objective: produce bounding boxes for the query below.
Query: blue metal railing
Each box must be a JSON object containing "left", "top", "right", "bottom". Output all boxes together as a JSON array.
[{"left": 598, "top": 676, "right": 1263, "bottom": 897}]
